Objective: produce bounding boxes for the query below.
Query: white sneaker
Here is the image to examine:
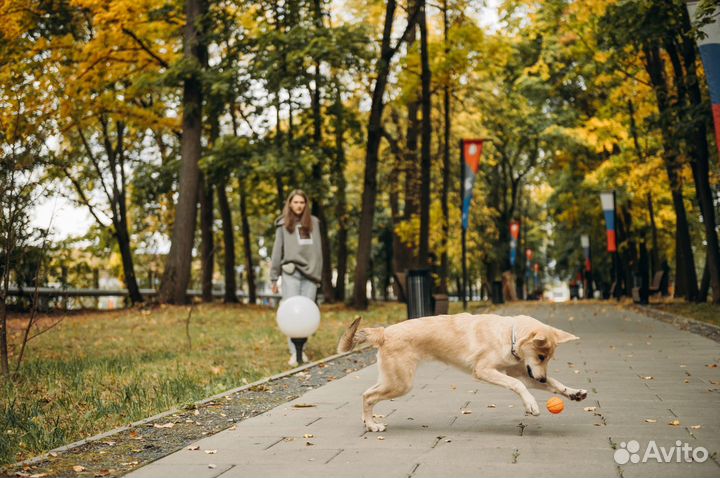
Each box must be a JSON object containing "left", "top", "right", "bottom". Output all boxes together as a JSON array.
[
  {"left": 288, "top": 355, "right": 298, "bottom": 367},
  {"left": 287, "top": 353, "right": 309, "bottom": 367}
]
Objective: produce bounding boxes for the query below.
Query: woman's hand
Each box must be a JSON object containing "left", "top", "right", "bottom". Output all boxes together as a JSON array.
[{"left": 272, "top": 283, "right": 279, "bottom": 294}]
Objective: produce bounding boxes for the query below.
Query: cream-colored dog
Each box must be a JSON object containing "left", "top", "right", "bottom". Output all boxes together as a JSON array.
[{"left": 337, "top": 313, "right": 588, "bottom": 432}]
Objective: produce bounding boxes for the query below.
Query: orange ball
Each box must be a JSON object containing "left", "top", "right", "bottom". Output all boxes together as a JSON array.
[{"left": 547, "top": 397, "right": 564, "bottom": 414}]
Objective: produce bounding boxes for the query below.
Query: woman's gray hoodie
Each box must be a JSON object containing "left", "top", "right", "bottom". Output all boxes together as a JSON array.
[{"left": 270, "top": 215, "right": 323, "bottom": 284}]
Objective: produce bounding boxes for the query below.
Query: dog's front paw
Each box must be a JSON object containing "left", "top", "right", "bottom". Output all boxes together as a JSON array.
[
  {"left": 568, "top": 389, "right": 588, "bottom": 401},
  {"left": 364, "top": 421, "right": 387, "bottom": 432},
  {"left": 524, "top": 400, "right": 540, "bottom": 416}
]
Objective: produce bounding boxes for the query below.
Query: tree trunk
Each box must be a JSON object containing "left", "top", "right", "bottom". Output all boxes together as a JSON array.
[
  {"left": 199, "top": 174, "right": 214, "bottom": 303},
  {"left": 275, "top": 92, "right": 285, "bottom": 211},
  {"left": 1, "top": 237, "right": 10, "bottom": 378},
  {"left": 643, "top": 44, "right": 698, "bottom": 301},
  {"left": 676, "top": 14, "right": 720, "bottom": 303},
  {"left": 647, "top": 193, "right": 660, "bottom": 275},
  {"left": 159, "top": 0, "right": 206, "bottom": 304},
  {"left": 665, "top": 35, "right": 717, "bottom": 301},
  {"left": 239, "top": 178, "right": 256, "bottom": 304},
  {"left": 310, "top": 54, "right": 335, "bottom": 301},
  {"left": 418, "top": 0, "right": 432, "bottom": 267},
  {"left": 440, "top": 0, "right": 451, "bottom": 294},
  {"left": 217, "top": 181, "right": 238, "bottom": 303},
  {"left": 353, "top": 0, "right": 409, "bottom": 308},
  {"left": 115, "top": 216, "right": 143, "bottom": 304},
  {"left": 700, "top": 256, "right": 711, "bottom": 300},
  {"left": 332, "top": 86, "right": 349, "bottom": 302}
]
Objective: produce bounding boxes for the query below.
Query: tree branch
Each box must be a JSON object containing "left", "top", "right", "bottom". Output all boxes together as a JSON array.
[{"left": 121, "top": 27, "right": 170, "bottom": 68}]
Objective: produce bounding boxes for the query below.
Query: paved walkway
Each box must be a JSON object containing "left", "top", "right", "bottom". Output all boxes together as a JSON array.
[{"left": 125, "top": 303, "right": 720, "bottom": 478}]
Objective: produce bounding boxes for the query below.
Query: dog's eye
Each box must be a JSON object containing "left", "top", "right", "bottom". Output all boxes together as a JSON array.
[{"left": 538, "top": 355, "right": 546, "bottom": 362}]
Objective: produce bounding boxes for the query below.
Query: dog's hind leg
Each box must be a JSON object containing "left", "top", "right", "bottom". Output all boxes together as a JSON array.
[{"left": 362, "top": 353, "right": 416, "bottom": 432}]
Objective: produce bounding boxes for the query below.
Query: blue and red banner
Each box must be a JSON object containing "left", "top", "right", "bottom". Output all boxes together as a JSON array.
[
  {"left": 687, "top": 1, "right": 720, "bottom": 157},
  {"left": 461, "top": 139, "right": 483, "bottom": 230}
]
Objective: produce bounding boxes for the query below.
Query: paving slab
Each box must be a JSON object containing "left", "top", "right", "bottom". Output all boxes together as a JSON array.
[{"left": 124, "top": 303, "right": 720, "bottom": 478}]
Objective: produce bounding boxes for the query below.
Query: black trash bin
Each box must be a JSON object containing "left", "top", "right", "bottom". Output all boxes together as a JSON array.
[
  {"left": 491, "top": 280, "right": 504, "bottom": 304},
  {"left": 407, "top": 269, "right": 433, "bottom": 319}
]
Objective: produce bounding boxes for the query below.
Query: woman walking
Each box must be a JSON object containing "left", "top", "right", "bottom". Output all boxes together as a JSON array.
[{"left": 270, "top": 189, "right": 323, "bottom": 366}]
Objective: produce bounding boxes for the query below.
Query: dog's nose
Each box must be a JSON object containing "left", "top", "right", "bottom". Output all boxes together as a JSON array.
[{"left": 537, "top": 377, "right": 547, "bottom": 383}]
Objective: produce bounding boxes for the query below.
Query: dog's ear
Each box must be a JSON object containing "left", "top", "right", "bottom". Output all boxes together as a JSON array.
[
  {"left": 552, "top": 327, "right": 579, "bottom": 344},
  {"left": 533, "top": 334, "right": 548, "bottom": 346}
]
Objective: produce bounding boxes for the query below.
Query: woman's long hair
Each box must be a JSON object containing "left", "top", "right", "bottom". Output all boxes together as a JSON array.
[{"left": 282, "top": 189, "right": 313, "bottom": 233}]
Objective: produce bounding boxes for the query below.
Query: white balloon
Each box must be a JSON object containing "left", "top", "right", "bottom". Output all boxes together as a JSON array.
[{"left": 276, "top": 296, "right": 321, "bottom": 338}]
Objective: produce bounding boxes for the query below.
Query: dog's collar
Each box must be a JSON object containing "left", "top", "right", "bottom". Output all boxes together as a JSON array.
[{"left": 511, "top": 326, "right": 521, "bottom": 360}]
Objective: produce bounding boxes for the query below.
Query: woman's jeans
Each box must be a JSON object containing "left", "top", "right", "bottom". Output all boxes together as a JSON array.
[{"left": 281, "top": 270, "right": 318, "bottom": 354}]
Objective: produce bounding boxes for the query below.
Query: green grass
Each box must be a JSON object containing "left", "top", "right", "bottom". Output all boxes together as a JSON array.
[
  {"left": 0, "top": 301, "right": 405, "bottom": 465},
  {"left": 651, "top": 302, "right": 720, "bottom": 327}
]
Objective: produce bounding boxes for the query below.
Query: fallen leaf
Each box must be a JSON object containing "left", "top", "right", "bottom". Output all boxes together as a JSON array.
[
  {"left": 305, "top": 441, "right": 314, "bottom": 446},
  {"left": 487, "top": 404, "right": 496, "bottom": 408},
  {"left": 194, "top": 410, "right": 200, "bottom": 416},
  {"left": 73, "top": 466, "right": 86, "bottom": 472},
  {"left": 684, "top": 379, "right": 690, "bottom": 383},
  {"left": 706, "top": 364, "right": 718, "bottom": 368},
  {"left": 641, "top": 376, "right": 654, "bottom": 380},
  {"left": 574, "top": 370, "right": 580, "bottom": 374},
  {"left": 208, "top": 464, "right": 216, "bottom": 469},
  {"left": 48, "top": 452, "right": 58, "bottom": 457},
  {"left": 121, "top": 462, "right": 139, "bottom": 466},
  {"left": 461, "top": 410, "right": 472, "bottom": 415},
  {"left": 303, "top": 434, "right": 314, "bottom": 438},
  {"left": 583, "top": 407, "right": 597, "bottom": 412},
  {"left": 668, "top": 419, "right": 681, "bottom": 426},
  {"left": 644, "top": 419, "right": 657, "bottom": 423},
  {"left": 690, "top": 425, "right": 702, "bottom": 429},
  {"left": 204, "top": 450, "right": 217, "bottom": 454},
  {"left": 228, "top": 426, "right": 237, "bottom": 430},
  {"left": 568, "top": 316, "right": 575, "bottom": 321},
  {"left": 187, "top": 445, "right": 200, "bottom": 451},
  {"left": 154, "top": 422, "right": 174, "bottom": 429},
  {"left": 293, "top": 403, "right": 316, "bottom": 408},
  {"left": 377, "top": 436, "right": 384, "bottom": 440},
  {"left": 710, "top": 380, "right": 720, "bottom": 385}
]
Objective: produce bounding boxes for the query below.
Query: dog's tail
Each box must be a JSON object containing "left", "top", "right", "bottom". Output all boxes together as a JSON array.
[{"left": 337, "top": 316, "right": 385, "bottom": 353}]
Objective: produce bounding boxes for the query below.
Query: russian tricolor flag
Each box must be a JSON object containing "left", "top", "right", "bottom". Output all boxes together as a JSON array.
[
  {"left": 687, "top": 1, "right": 720, "bottom": 156},
  {"left": 600, "top": 192, "right": 617, "bottom": 253}
]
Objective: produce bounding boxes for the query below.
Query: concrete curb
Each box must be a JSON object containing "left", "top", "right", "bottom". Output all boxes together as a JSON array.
[
  {"left": 626, "top": 303, "right": 720, "bottom": 343},
  {"left": 10, "top": 345, "right": 371, "bottom": 469}
]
